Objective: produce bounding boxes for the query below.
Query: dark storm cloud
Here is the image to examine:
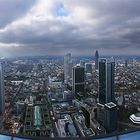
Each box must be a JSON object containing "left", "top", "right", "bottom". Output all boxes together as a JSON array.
[
  {"left": 0, "top": 19, "right": 79, "bottom": 44},
  {"left": 0, "top": 0, "right": 37, "bottom": 28},
  {"left": 0, "top": 0, "right": 140, "bottom": 56}
]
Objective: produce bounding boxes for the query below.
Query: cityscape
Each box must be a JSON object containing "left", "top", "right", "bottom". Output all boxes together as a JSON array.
[
  {"left": 0, "top": 0, "right": 140, "bottom": 139},
  {"left": 0, "top": 51, "right": 139, "bottom": 138}
]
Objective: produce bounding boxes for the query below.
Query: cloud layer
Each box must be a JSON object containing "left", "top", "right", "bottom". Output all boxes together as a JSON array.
[{"left": 0, "top": 0, "right": 140, "bottom": 56}]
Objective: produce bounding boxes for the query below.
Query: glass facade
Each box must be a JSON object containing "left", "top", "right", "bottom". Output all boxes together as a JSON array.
[{"left": 99, "top": 59, "right": 106, "bottom": 104}]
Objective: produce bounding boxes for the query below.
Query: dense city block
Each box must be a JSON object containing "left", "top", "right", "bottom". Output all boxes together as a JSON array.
[{"left": 0, "top": 52, "right": 140, "bottom": 138}]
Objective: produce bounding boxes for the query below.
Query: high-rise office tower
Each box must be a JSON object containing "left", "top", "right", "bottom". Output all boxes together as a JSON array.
[
  {"left": 72, "top": 65, "right": 85, "bottom": 99},
  {"left": 95, "top": 50, "right": 99, "bottom": 70},
  {"left": 106, "top": 58, "right": 115, "bottom": 103},
  {"left": 98, "top": 58, "right": 116, "bottom": 132},
  {"left": 98, "top": 58, "right": 115, "bottom": 105},
  {"left": 64, "top": 53, "right": 72, "bottom": 83},
  {"left": 125, "top": 60, "right": 128, "bottom": 67},
  {"left": 98, "top": 58, "right": 106, "bottom": 105},
  {"left": 0, "top": 63, "right": 4, "bottom": 116},
  {"left": 104, "top": 102, "right": 117, "bottom": 133}
]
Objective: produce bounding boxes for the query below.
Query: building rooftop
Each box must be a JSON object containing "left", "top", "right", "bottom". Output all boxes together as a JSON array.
[
  {"left": 130, "top": 112, "right": 140, "bottom": 124},
  {"left": 34, "top": 106, "right": 42, "bottom": 129},
  {"left": 74, "top": 114, "right": 95, "bottom": 137},
  {"left": 105, "top": 102, "right": 117, "bottom": 108},
  {"left": 23, "top": 105, "right": 52, "bottom": 136},
  {"left": 99, "top": 58, "right": 106, "bottom": 63},
  {"left": 135, "top": 113, "right": 140, "bottom": 117},
  {"left": 83, "top": 98, "right": 96, "bottom": 107},
  {"left": 91, "top": 118, "right": 106, "bottom": 135},
  {"left": 83, "top": 128, "right": 95, "bottom": 137},
  {"left": 56, "top": 115, "right": 77, "bottom": 137}
]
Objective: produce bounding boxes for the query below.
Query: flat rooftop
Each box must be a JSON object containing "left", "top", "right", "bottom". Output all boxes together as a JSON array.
[
  {"left": 99, "top": 58, "right": 106, "bottom": 63},
  {"left": 83, "top": 128, "right": 95, "bottom": 137},
  {"left": 34, "top": 106, "right": 42, "bottom": 128},
  {"left": 105, "top": 102, "right": 117, "bottom": 108}
]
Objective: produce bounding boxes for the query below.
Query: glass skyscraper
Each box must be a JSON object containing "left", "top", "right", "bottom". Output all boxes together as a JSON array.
[
  {"left": 72, "top": 65, "right": 85, "bottom": 99},
  {"left": 99, "top": 58, "right": 106, "bottom": 104},
  {"left": 98, "top": 58, "right": 117, "bottom": 133},
  {"left": 98, "top": 58, "right": 115, "bottom": 104},
  {"left": 95, "top": 50, "right": 99, "bottom": 70},
  {"left": 64, "top": 53, "right": 72, "bottom": 83},
  {"left": 104, "top": 102, "right": 117, "bottom": 133}
]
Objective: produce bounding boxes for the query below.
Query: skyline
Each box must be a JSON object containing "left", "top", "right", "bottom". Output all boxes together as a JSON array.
[{"left": 0, "top": 0, "right": 140, "bottom": 57}]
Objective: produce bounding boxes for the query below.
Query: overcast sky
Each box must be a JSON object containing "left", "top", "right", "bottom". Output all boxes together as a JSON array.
[{"left": 0, "top": 0, "right": 140, "bottom": 57}]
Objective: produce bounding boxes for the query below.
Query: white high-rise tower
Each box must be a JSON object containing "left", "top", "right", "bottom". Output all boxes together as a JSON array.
[{"left": 64, "top": 53, "right": 72, "bottom": 83}]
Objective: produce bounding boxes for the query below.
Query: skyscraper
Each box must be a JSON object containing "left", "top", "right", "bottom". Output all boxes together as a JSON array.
[
  {"left": 72, "top": 65, "right": 85, "bottom": 99},
  {"left": 104, "top": 102, "right": 117, "bottom": 133},
  {"left": 106, "top": 58, "right": 115, "bottom": 103},
  {"left": 98, "top": 58, "right": 117, "bottom": 132},
  {"left": 125, "top": 59, "right": 128, "bottom": 67},
  {"left": 95, "top": 50, "right": 99, "bottom": 70},
  {"left": 64, "top": 53, "right": 72, "bottom": 83},
  {"left": 99, "top": 58, "right": 106, "bottom": 105},
  {"left": 0, "top": 63, "right": 4, "bottom": 116},
  {"left": 98, "top": 58, "right": 115, "bottom": 104}
]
